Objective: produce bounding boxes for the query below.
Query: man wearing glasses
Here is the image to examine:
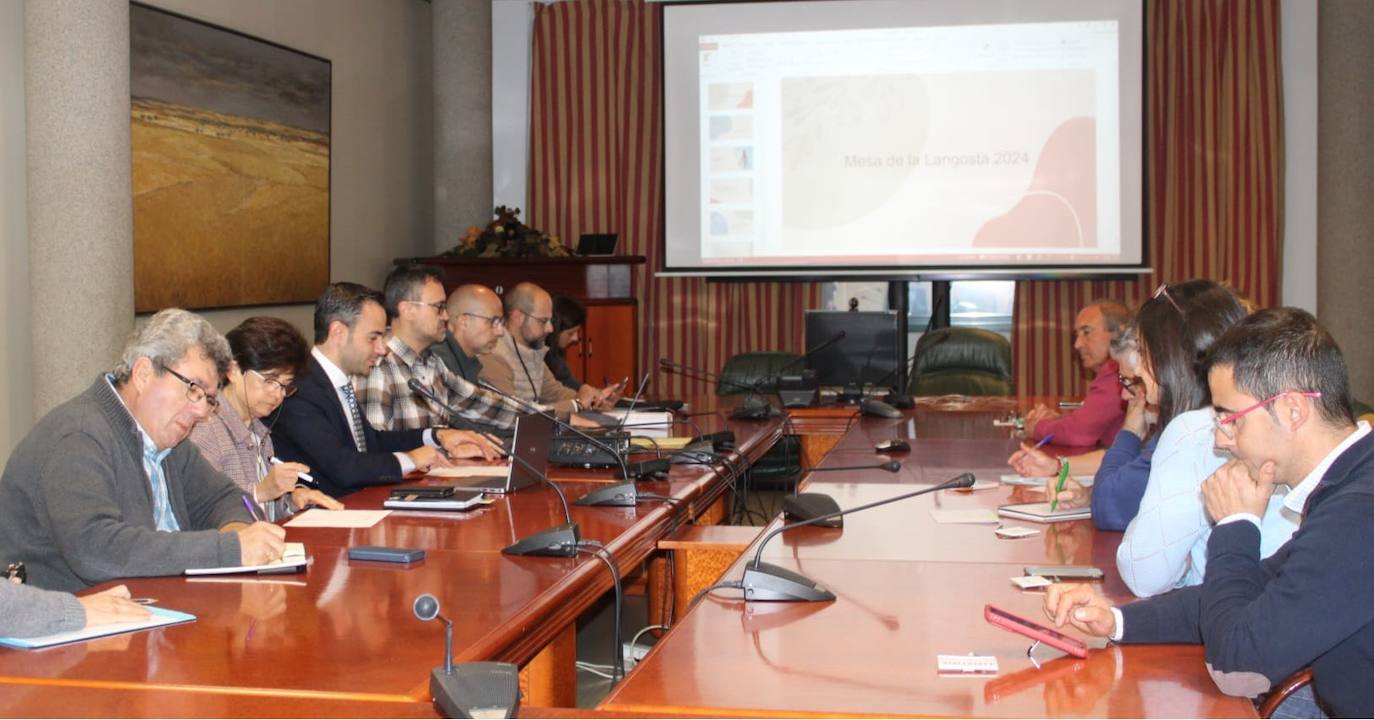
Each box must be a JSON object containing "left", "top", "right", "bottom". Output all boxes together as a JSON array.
[
  {"left": 1045, "top": 308, "right": 1374, "bottom": 717},
  {"left": 432, "top": 283, "right": 508, "bottom": 385},
  {"left": 479, "top": 282, "right": 587, "bottom": 413},
  {"left": 1023, "top": 300, "right": 1133, "bottom": 448},
  {"left": 358, "top": 266, "right": 526, "bottom": 433},
  {"left": 0, "top": 309, "right": 287, "bottom": 592}
]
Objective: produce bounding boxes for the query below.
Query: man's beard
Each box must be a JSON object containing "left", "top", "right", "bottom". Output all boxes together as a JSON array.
[{"left": 527, "top": 334, "right": 546, "bottom": 350}]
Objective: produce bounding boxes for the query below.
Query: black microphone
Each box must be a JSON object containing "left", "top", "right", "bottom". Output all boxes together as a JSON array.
[
  {"left": 413, "top": 593, "right": 520, "bottom": 718},
  {"left": 867, "top": 330, "right": 955, "bottom": 412},
  {"left": 782, "top": 461, "right": 901, "bottom": 528},
  {"left": 474, "top": 379, "right": 629, "bottom": 474},
  {"left": 741, "top": 473, "right": 976, "bottom": 602},
  {"left": 499, "top": 429, "right": 582, "bottom": 557},
  {"left": 406, "top": 377, "right": 513, "bottom": 437},
  {"left": 473, "top": 379, "right": 660, "bottom": 509}
]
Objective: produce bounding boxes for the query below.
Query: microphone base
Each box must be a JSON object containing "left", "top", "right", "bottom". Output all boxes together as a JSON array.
[
  {"left": 430, "top": 662, "right": 521, "bottom": 719},
  {"left": 502, "top": 522, "right": 581, "bottom": 557},
  {"left": 574, "top": 483, "right": 638, "bottom": 507},
  {"left": 782, "top": 493, "right": 844, "bottom": 528},
  {"left": 742, "top": 562, "right": 836, "bottom": 603},
  {"left": 860, "top": 398, "right": 903, "bottom": 418}
]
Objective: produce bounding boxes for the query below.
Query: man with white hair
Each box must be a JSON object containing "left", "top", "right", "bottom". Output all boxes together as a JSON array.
[{"left": 0, "top": 309, "right": 286, "bottom": 592}]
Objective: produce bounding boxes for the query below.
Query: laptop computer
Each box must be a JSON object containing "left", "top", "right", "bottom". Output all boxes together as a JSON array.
[
  {"left": 577, "top": 233, "right": 617, "bottom": 255},
  {"left": 447, "top": 412, "right": 554, "bottom": 494}
]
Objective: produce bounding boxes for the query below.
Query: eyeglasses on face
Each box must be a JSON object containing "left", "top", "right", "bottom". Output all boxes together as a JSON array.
[
  {"left": 405, "top": 299, "right": 448, "bottom": 315},
  {"left": 1214, "top": 391, "right": 1322, "bottom": 439},
  {"left": 160, "top": 364, "right": 220, "bottom": 410},
  {"left": 1117, "top": 373, "right": 1140, "bottom": 395},
  {"left": 461, "top": 312, "right": 506, "bottom": 329},
  {"left": 248, "top": 369, "right": 297, "bottom": 397}
]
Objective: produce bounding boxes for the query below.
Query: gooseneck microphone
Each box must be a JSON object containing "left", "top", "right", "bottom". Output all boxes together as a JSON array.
[
  {"left": 741, "top": 473, "right": 976, "bottom": 602},
  {"left": 495, "top": 415, "right": 580, "bottom": 557},
  {"left": 658, "top": 358, "right": 776, "bottom": 420},
  {"left": 407, "top": 377, "right": 514, "bottom": 436},
  {"left": 782, "top": 460, "right": 902, "bottom": 528},
  {"left": 474, "top": 378, "right": 633, "bottom": 484},
  {"left": 413, "top": 593, "right": 520, "bottom": 719}
]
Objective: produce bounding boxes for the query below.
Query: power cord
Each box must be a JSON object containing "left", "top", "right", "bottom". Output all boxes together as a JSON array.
[
  {"left": 576, "top": 540, "right": 625, "bottom": 681},
  {"left": 688, "top": 579, "right": 745, "bottom": 610}
]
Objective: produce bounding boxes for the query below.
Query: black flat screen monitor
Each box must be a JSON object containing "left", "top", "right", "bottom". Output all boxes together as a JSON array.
[{"left": 804, "top": 311, "right": 901, "bottom": 389}]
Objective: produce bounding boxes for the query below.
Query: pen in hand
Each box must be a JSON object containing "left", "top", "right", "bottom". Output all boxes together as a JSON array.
[
  {"left": 269, "top": 456, "right": 315, "bottom": 485},
  {"left": 1050, "top": 457, "right": 1070, "bottom": 512},
  {"left": 1032, "top": 433, "right": 1055, "bottom": 450},
  {"left": 241, "top": 494, "right": 262, "bottom": 523}
]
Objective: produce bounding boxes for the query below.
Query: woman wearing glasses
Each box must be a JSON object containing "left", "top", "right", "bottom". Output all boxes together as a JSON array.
[
  {"left": 1014, "top": 326, "right": 1163, "bottom": 531},
  {"left": 189, "top": 317, "right": 342, "bottom": 520},
  {"left": 1112, "top": 281, "right": 1296, "bottom": 597}
]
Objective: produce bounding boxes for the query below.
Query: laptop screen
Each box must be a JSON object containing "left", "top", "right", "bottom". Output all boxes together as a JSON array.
[{"left": 507, "top": 412, "right": 554, "bottom": 492}]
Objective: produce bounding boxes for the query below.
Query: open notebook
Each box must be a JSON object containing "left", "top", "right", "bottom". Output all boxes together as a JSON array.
[{"left": 185, "top": 542, "right": 308, "bottom": 575}]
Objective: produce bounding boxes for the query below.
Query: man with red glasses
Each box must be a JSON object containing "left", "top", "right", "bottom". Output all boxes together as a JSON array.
[{"left": 1045, "top": 308, "right": 1373, "bottom": 717}]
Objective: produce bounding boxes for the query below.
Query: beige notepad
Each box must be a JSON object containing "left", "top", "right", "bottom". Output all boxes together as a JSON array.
[{"left": 284, "top": 509, "right": 390, "bottom": 528}]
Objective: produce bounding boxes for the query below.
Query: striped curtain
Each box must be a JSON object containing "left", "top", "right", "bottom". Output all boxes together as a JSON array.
[
  {"left": 1013, "top": 0, "right": 1284, "bottom": 398},
  {"left": 528, "top": 0, "right": 822, "bottom": 398}
]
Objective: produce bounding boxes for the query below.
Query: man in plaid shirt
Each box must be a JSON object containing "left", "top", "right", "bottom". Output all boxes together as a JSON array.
[{"left": 358, "top": 265, "right": 527, "bottom": 432}]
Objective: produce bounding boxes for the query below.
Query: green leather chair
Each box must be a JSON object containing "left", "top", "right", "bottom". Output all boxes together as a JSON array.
[
  {"left": 908, "top": 327, "right": 1014, "bottom": 397},
  {"left": 716, "top": 351, "right": 803, "bottom": 496},
  {"left": 716, "top": 351, "right": 804, "bottom": 396}
]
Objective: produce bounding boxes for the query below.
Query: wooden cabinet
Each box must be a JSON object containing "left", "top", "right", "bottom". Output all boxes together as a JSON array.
[
  {"left": 397, "top": 255, "right": 643, "bottom": 383},
  {"left": 565, "top": 300, "right": 638, "bottom": 387}
]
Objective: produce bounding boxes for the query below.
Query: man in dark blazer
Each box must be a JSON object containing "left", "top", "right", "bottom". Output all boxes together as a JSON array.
[{"left": 270, "top": 282, "right": 500, "bottom": 498}]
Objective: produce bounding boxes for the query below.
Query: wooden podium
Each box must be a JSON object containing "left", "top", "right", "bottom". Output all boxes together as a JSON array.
[{"left": 398, "top": 255, "right": 645, "bottom": 387}]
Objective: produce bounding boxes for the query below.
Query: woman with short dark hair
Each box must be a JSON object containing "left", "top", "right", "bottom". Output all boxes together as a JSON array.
[{"left": 189, "top": 317, "right": 341, "bottom": 519}]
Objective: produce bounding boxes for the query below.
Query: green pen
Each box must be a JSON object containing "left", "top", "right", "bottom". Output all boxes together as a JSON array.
[{"left": 1050, "top": 458, "right": 1070, "bottom": 512}]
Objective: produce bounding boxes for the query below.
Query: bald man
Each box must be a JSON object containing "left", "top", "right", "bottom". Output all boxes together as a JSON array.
[
  {"left": 432, "top": 284, "right": 507, "bottom": 383},
  {"left": 478, "top": 282, "right": 592, "bottom": 413}
]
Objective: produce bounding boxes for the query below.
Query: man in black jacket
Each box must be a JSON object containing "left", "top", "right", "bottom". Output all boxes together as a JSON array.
[
  {"left": 1045, "top": 307, "right": 1373, "bottom": 718},
  {"left": 270, "top": 283, "right": 499, "bottom": 498}
]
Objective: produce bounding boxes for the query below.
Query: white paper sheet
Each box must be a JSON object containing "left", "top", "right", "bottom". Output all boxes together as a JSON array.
[{"left": 284, "top": 509, "right": 390, "bottom": 528}]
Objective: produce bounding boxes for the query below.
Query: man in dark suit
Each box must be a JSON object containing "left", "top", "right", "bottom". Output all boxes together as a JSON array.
[{"left": 270, "top": 282, "right": 500, "bottom": 498}]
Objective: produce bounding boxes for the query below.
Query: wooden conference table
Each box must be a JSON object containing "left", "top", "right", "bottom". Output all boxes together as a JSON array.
[
  {"left": 601, "top": 397, "right": 1259, "bottom": 718},
  {"left": 0, "top": 404, "right": 782, "bottom": 718}
]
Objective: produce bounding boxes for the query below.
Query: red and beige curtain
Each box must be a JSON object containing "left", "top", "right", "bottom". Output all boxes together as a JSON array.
[
  {"left": 1013, "top": 0, "right": 1283, "bottom": 397},
  {"left": 528, "top": 0, "right": 821, "bottom": 398},
  {"left": 528, "top": 0, "right": 1282, "bottom": 399}
]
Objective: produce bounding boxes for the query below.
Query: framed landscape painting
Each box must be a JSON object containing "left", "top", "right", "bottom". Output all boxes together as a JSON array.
[{"left": 130, "top": 3, "right": 330, "bottom": 312}]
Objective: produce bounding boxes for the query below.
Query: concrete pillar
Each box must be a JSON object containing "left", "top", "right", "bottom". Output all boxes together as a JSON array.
[
  {"left": 1318, "top": 0, "right": 1374, "bottom": 405},
  {"left": 24, "top": 0, "right": 135, "bottom": 415},
  {"left": 433, "top": 0, "right": 493, "bottom": 253}
]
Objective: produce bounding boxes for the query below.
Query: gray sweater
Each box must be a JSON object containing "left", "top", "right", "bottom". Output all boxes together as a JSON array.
[
  {"left": 0, "top": 581, "right": 85, "bottom": 637},
  {"left": 0, "top": 377, "right": 250, "bottom": 592}
]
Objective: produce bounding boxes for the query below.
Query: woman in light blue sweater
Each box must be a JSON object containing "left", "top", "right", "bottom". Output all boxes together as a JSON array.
[{"left": 1116, "top": 280, "right": 1298, "bottom": 597}]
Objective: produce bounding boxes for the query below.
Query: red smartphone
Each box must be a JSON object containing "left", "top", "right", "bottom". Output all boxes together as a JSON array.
[{"left": 984, "top": 604, "right": 1089, "bottom": 658}]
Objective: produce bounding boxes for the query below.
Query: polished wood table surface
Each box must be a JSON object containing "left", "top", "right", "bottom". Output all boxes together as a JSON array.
[
  {"left": 0, "top": 407, "right": 782, "bottom": 717},
  {"left": 601, "top": 403, "right": 1259, "bottom": 718},
  {"left": 602, "top": 560, "right": 1250, "bottom": 718}
]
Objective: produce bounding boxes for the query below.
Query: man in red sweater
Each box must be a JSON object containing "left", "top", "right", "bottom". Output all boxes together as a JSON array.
[{"left": 1024, "top": 300, "right": 1131, "bottom": 448}]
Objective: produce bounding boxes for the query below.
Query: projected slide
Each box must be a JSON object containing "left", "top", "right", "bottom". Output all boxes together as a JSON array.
[{"left": 662, "top": 0, "right": 1144, "bottom": 274}]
